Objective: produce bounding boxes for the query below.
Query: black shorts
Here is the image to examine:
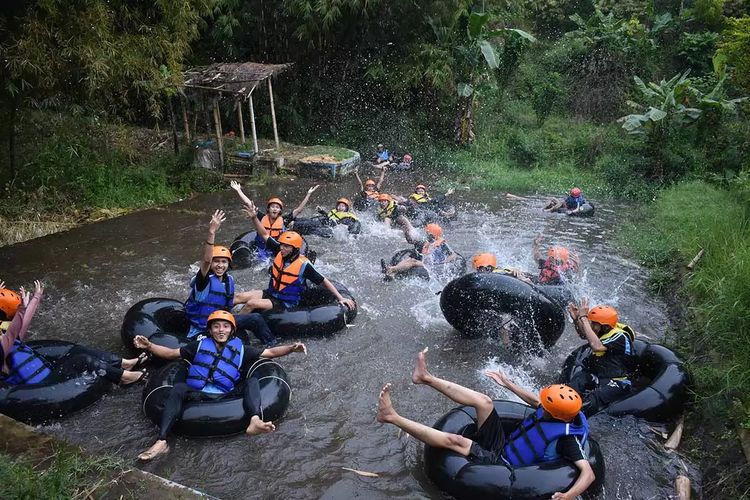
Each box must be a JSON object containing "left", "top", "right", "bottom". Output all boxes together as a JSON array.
[
  {"left": 261, "top": 291, "right": 287, "bottom": 312},
  {"left": 467, "top": 408, "right": 506, "bottom": 465}
]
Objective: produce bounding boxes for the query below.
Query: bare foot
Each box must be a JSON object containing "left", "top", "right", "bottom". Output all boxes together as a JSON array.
[
  {"left": 376, "top": 383, "right": 398, "bottom": 423},
  {"left": 120, "top": 370, "right": 146, "bottom": 386},
  {"left": 138, "top": 440, "right": 169, "bottom": 461},
  {"left": 246, "top": 415, "right": 276, "bottom": 436},
  {"left": 121, "top": 357, "right": 138, "bottom": 370},
  {"left": 411, "top": 351, "right": 431, "bottom": 385}
]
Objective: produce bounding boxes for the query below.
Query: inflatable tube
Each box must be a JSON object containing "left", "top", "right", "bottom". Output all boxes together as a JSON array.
[
  {"left": 534, "top": 283, "right": 574, "bottom": 307},
  {"left": 0, "top": 340, "right": 111, "bottom": 424},
  {"left": 425, "top": 400, "right": 605, "bottom": 500},
  {"left": 440, "top": 272, "right": 566, "bottom": 348},
  {"left": 353, "top": 195, "right": 378, "bottom": 212},
  {"left": 568, "top": 203, "right": 595, "bottom": 218},
  {"left": 292, "top": 216, "right": 361, "bottom": 238},
  {"left": 141, "top": 358, "right": 291, "bottom": 437},
  {"left": 262, "top": 280, "right": 357, "bottom": 336},
  {"left": 407, "top": 203, "right": 457, "bottom": 227},
  {"left": 387, "top": 249, "right": 467, "bottom": 281},
  {"left": 559, "top": 340, "right": 689, "bottom": 421},
  {"left": 120, "top": 298, "right": 250, "bottom": 353},
  {"left": 229, "top": 231, "right": 312, "bottom": 269}
]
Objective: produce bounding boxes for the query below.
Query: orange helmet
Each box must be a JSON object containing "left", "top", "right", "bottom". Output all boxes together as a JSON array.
[
  {"left": 278, "top": 231, "right": 304, "bottom": 249},
  {"left": 365, "top": 179, "right": 377, "bottom": 187},
  {"left": 425, "top": 223, "right": 443, "bottom": 238},
  {"left": 415, "top": 184, "right": 427, "bottom": 192},
  {"left": 206, "top": 310, "right": 236, "bottom": 331},
  {"left": 267, "top": 197, "right": 284, "bottom": 209},
  {"left": 336, "top": 198, "right": 352, "bottom": 210},
  {"left": 570, "top": 187, "right": 582, "bottom": 197},
  {"left": 547, "top": 246, "right": 570, "bottom": 262},
  {"left": 0, "top": 288, "right": 21, "bottom": 321},
  {"left": 589, "top": 305, "right": 618, "bottom": 328},
  {"left": 539, "top": 384, "right": 582, "bottom": 421},
  {"left": 377, "top": 193, "right": 391, "bottom": 202},
  {"left": 472, "top": 253, "right": 497, "bottom": 270},
  {"left": 211, "top": 245, "right": 232, "bottom": 263}
]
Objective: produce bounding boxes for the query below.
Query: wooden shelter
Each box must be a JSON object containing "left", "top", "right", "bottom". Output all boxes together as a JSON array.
[{"left": 182, "top": 62, "right": 292, "bottom": 166}]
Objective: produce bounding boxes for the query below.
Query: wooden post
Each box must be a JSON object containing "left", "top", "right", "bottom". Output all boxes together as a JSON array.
[
  {"left": 248, "top": 94, "right": 258, "bottom": 153},
  {"left": 212, "top": 99, "right": 224, "bottom": 168},
  {"left": 268, "top": 78, "right": 280, "bottom": 149},
  {"left": 181, "top": 96, "right": 191, "bottom": 143},
  {"left": 236, "top": 98, "right": 246, "bottom": 145}
]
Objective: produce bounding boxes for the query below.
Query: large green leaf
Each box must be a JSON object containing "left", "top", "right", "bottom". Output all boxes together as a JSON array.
[
  {"left": 457, "top": 82, "right": 474, "bottom": 97},
  {"left": 645, "top": 107, "right": 668, "bottom": 121},
  {"left": 468, "top": 12, "right": 489, "bottom": 39},
  {"left": 478, "top": 40, "right": 499, "bottom": 69}
]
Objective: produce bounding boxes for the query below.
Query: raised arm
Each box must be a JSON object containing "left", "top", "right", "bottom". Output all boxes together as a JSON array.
[
  {"left": 201, "top": 210, "right": 226, "bottom": 276},
  {"left": 567, "top": 298, "right": 606, "bottom": 352},
  {"left": 242, "top": 202, "right": 268, "bottom": 239},
  {"left": 1, "top": 282, "right": 43, "bottom": 362},
  {"left": 532, "top": 233, "right": 544, "bottom": 262},
  {"left": 354, "top": 170, "right": 365, "bottom": 191},
  {"left": 230, "top": 180, "right": 253, "bottom": 206},
  {"left": 261, "top": 342, "right": 307, "bottom": 359},
  {"left": 485, "top": 370, "right": 540, "bottom": 407},
  {"left": 375, "top": 166, "right": 387, "bottom": 190},
  {"left": 133, "top": 335, "right": 182, "bottom": 360},
  {"left": 292, "top": 185, "right": 320, "bottom": 218}
]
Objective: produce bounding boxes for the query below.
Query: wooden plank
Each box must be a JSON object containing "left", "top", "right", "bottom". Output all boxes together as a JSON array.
[
  {"left": 268, "top": 78, "right": 280, "bottom": 149},
  {"left": 212, "top": 99, "right": 224, "bottom": 168},
  {"left": 237, "top": 98, "right": 246, "bottom": 144},
  {"left": 249, "top": 95, "right": 258, "bottom": 153}
]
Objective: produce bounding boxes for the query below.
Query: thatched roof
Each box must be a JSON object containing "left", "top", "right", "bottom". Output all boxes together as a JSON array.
[{"left": 183, "top": 62, "right": 293, "bottom": 98}]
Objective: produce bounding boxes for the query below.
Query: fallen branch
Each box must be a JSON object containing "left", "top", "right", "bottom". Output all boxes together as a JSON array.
[
  {"left": 686, "top": 248, "right": 704, "bottom": 270},
  {"left": 675, "top": 475, "right": 691, "bottom": 500},
  {"left": 341, "top": 467, "right": 379, "bottom": 478},
  {"left": 505, "top": 193, "right": 526, "bottom": 200},
  {"left": 665, "top": 415, "right": 685, "bottom": 451}
]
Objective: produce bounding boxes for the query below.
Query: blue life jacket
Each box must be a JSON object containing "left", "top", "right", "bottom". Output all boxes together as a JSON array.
[
  {"left": 503, "top": 407, "right": 588, "bottom": 466},
  {"left": 267, "top": 254, "right": 309, "bottom": 307},
  {"left": 2, "top": 340, "right": 52, "bottom": 385},
  {"left": 565, "top": 195, "right": 587, "bottom": 209},
  {"left": 377, "top": 150, "right": 390, "bottom": 161},
  {"left": 184, "top": 273, "right": 234, "bottom": 331},
  {"left": 186, "top": 337, "right": 244, "bottom": 393}
]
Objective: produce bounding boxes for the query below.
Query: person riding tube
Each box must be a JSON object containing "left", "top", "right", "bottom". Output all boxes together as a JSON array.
[
  {"left": 566, "top": 299, "right": 636, "bottom": 416},
  {"left": 318, "top": 198, "right": 361, "bottom": 231},
  {"left": 373, "top": 143, "right": 394, "bottom": 168},
  {"left": 377, "top": 350, "right": 597, "bottom": 500},
  {"left": 376, "top": 193, "right": 414, "bottom": 231},
  {"left": 544, "top": 187, "right": 594, "bottom": 216},
  {"left": 382, "top": 223, "right": 458, "bottom": 280},
  {"left": 231, "top": 180, "right": 320, "bottom": 260},
  {"left": 238, "top": 201, "right": 356, "bottom": 314},
  {"left": 133, "top": 310, "right": 307, "bottom": 461},
  {"left": 532, "top": 235, "right": 579, "bottom": 285},
  {"left": 471, "top": 253, "right": 532, "bottom": 283},
  {"left": 183, "top": 209, "right": 277, "bottom": 345},
  {"left": 354, "top": 168, "right": 387, "bottom": 209},
  {"left": 0, "top": 285, "right": 22, "bottom": 333}
]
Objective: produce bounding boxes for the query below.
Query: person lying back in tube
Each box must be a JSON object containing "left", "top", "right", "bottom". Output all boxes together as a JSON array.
[
  {"left": 566, "top": 299, "right": 636, "bottom": 416},
  {"left": 1, "top": 280, "right": 147, "bottom": 387},
  {"left": 381, "top": 223, "right": 457, "bottom": 280},
  {"left": 377, "top": 350, "right": 596, "bottom": 500},
  {"left": 355, "top": 167, "right": 387, "bottom": 203},
  {"left": 231, "top": 180, "right": 320, "bottom": 260},
  {"left": 133, "top": 311, "right": 307, "bottom": 462},
  {"left": 184, "top": 209, "right": 278, "bottom": 347},
  {"left": 314, "top": 198, "right": 360, "bottom": 226},
  {"left": 373, "top": 143, "right": 395, "bottom": 168},
  {"left": 532, "top": 234, "right": 579, "bottom": 285},
  {"left": 237, "top": 201, "right": 356, "bottom": 313},
  {"left": 405, "top": 184, "right": 456, "bottom": 217},
  {"left": 471, "top": 252, "right": 533, "bottom": 284},
  {"left": 376, "top": 193, "right": 416, "bottom": 231},
  {"left": 544, "top": 187, "right": 592, "bottom": 215}
]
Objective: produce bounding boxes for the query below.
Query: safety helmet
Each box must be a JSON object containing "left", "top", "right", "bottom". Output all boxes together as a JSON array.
[
  {"left": 267, "top": 197, "right": 284, "bottom": 209},
  {"left": 403, "top": 154, "right": 413, "bottom": 162},
  {"left": 206, "top": 310, "right": 236, "bottom": 331},
  {"left": 472, "top": 253, "right": 497, "bottom": 270},
  {"left": 365, "top": 179, "right": 377, "bottom": 187},
  {"left": 278, "top": 231, "right": 304, "bottom": 249},
  {"left": 211, "top": 245, "right": 232, "bottom": 263},
  {"left": 547, "top": 246, "right": 570, "bottom": 262},
  {"left": 377, "top": 193, "right": 391, "bottom": 202},
  {"left": 0, "top": 288, "right": 21, "bottom": 321},
  {"left": 425, "top": 223, "right": 443, "bottom": 238},
  {"left": 539, "top": 384, "right": 582, "bottom": 421},
  {"left": 570, "top": 187, "right": 582, "bottom": 197},
  {"left": 588, "top": 305, "right": 618, "bottom": 328},
  {"left": 415, "top": 184, "right": 427, "bottom": 192},
  {"left": 336, "top": 198, "right": 352, "bottom": 210},
  {"left": 377, "top": 143, "right": 384, "bottom": 149}
]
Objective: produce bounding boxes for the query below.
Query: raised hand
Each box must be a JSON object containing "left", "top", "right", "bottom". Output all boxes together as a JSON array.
[
  {"left": 19, "top": 286, "right": 30, "bottom": 307},
  {"left": 307, "top": 185, "right": 320, "bottom": 195},
  {"left": 485, "top": 370, "right": 511, "bottom": 387},
  {"left": 209, "top": 209, "right": 226, "bottom": 233},
  {"left": 33, "top": 280, "right": 44, "bottom": 297},
  {"left": 230, "top": 180, "right": 243, "bottom": 192},
  {"left": 242, "top": 202, "right": 258, "bottom": 218}
]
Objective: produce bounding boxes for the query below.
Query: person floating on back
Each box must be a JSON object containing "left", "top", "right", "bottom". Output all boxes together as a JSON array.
[
  {"left": 471, "top": 252, "right": 532, "bottom": 283},
  {"left": 566, "top": 299, "right": 636, "bottom": 416},
  {"left": 237, "top": 201, "right": 356, "bottom": 313},
  {"left": 544, "top": 187, "right": 594, "bottom": 215},
  {"left": 315, "top": 198, "right": 360, "bottom": 228},
  {"left": 373, "top": 143, "right": 394, "bottom": 168},
  {"left": 376, "top": 350, "right": 596, "bottom": 500},
  {"left": 355, "top": 167, "right": 387, "bottom": 207},
  {"left": 382, "top": 223, "right": 457, "bottom": 280}
]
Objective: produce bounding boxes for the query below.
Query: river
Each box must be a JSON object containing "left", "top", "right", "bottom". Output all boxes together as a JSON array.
[{"left": 0, "top": 172, "right": 700, "bottom": 499}]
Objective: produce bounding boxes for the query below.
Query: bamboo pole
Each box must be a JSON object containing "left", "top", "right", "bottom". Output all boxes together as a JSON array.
[
  {"left": 675, "top": 475, "right": 691, "bottom": 500},
  {"left": 248, "top": 95, "right": 258, "bottom": 153},
  {"left": 236, "top": 98, "right": 246, "bottom": 145},
  {"left": 268, "top": 78, "right": 280, "bottom": 149},
  {"left": 665, "top": 415, "right": 685, "bottom": 450},
  {"left": 181, "top": 96, "right": 191, "bottom": 143},
  {"left": 212, "top": 99, "right": 224, "bottom": 168},
  {"left": 687, "top": 249, "right": 704, "bottom": 270}
]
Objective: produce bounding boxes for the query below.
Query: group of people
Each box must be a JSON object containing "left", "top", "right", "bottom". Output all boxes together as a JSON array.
[{"left": 0, "top": 174, "right": 636, "bottom": 498}]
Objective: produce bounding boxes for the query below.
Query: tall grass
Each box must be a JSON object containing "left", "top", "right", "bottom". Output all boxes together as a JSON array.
[{"left": 621, "top": 181, "right": 750, "bottom": 425}]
